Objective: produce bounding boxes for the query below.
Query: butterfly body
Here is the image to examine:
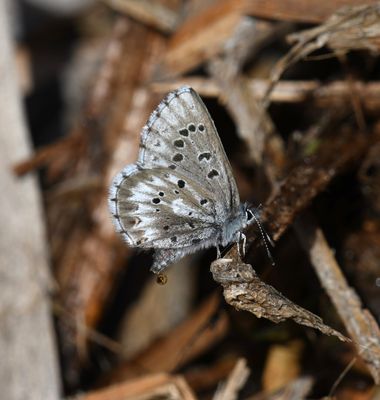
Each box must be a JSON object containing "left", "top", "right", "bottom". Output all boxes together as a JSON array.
[
  {"left": 220, "top": 203, "right": 252, "bottom": 246},
  {"left": 109, "top": 86, "right": 254, "bottom": 273}
]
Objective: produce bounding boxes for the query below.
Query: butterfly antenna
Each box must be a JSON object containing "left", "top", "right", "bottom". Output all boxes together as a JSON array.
[
  {"left": 251, "top": 208, "right": 275, "bottom": 266},
  {"left": 254, "top": 205, "right": 275, "bottom": 247}
]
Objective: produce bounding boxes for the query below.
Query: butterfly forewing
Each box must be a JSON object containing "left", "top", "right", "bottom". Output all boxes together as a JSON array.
[{"left": 139, "top": 87, "right": 240, "bottom": 214}]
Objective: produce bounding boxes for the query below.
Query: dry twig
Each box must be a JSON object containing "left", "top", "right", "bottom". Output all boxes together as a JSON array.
[
  {"left": 243, "top": 0, "right": 379, "bottom": 24},
  {"left": 295, "top": 214, "right": 380, "bottom": 383},
  {"left": 105, "top": 0, "right": 180, "bottom": 33},
  {"left": 213, "top": 358, "right": 250, "bottom": 400},
  {"left": 73, "top": 373, "right": 197, "bottom": 400},
  {"left": 151, "top": 78, "right": 380, "bottom": 112},
  {"left": 263, "top": 3, "right": 380, "bottom": 108},
  {"left": 211, "top": 255, "right": 348, "bottom": 342},
  {"left": 208, "top": 17, "right": 285, "bottom": 181}
]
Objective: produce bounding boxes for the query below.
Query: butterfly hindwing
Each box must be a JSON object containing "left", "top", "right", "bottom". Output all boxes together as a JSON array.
[{"left": 109, "top": 166, "right": 219, "bottom": 249}]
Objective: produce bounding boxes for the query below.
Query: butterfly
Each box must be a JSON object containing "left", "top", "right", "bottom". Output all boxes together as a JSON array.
[{"left": 108, "top": 86, "right": 257, "bottom": 273}]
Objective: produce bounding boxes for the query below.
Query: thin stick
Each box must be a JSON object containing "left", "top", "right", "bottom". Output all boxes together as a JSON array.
[
  {"left": 295, "top": 214, "right": 380, "bottom": 383},
  {"left": 328, "top": 357, "right": 357, "bottom": 398}
]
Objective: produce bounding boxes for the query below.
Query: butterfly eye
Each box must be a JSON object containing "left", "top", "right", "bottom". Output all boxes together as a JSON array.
[{"left": 246, "top": 209, "right": 254, "bottom": 221}]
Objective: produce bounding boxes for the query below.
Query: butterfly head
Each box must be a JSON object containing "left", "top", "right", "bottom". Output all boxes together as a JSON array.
[{"left": 244, "top": 205, "right": 255, "bottom": 227}]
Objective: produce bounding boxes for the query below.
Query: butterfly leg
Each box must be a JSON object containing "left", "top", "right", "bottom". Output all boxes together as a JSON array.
[
  {"left": 216, "top": 246, "right": 221, "bottom": 259},
  {"left": 238, "top": 232, "right": 246, "bottom": 257}
]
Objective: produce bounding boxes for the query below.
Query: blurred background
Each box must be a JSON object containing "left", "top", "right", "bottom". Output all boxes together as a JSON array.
[{"left": 1, "top": 0, "right": 380, "bottom": 399}]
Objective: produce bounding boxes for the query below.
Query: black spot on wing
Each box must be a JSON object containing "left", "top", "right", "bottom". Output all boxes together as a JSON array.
[
  {"left": 198, "top": 152, "right": 211, "bottom": 162},
  {"left": 207, "top": 169, "right": 219, "bottom": 179},
  {"left": 188, "top": 123, "right": 196, "bottom": 132},
  {"left": 173, "top": 153, "right": 183, "bottom": 162},
  {"left": 174, "top": 139, "right": 184, "bottom": 148}
]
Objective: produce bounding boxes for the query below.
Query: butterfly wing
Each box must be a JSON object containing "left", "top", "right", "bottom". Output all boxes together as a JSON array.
[
  {"left": 139, "top": 86, "right": 240, "bottom": 213},
  {"left": 109, "top": 86, "right": 240, "bottom": 252},
  {"left": 109, "top": 165, "right": 219, "bottom": 245}
]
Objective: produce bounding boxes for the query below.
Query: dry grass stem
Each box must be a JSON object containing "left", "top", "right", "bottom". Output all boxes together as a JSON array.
[
  {"left": 263, "top": 3, "right": 380, "bottom": 108},
  {"left": 212, "top": 358, "right": 250, "bottom": 400}
]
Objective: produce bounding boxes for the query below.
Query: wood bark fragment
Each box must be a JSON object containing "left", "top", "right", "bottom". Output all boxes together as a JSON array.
[
  {"left": 208, "top": 17, "right": 278, "bottom": 166},
  {"left": 160, "top": 0, "right": 380, "bottom": 76},
  {"left": 73, "top": 373, "right": 197, "bottom": 400},
  {"left": 212, "top": 358, "right": 250, "bottom": 400},
  {"left": 0, "top": 1, "right": 61, "bottom": 398},
  {"left": 209, "top": 68, "right": 274, "bottom": 165},
  {"left": 105, "top": 0, "right": 180, "bottom": 33},
  {"left": 151, "top": 78, "right": 380, "bottom": 112},
  {"left": 208, "top": 17, "right": 286, "bottom": 187},
  {"left": 13, "top": 134, "right": 83, "bottom": 177},
  {"left": 103, "top": 293, "right": 228, "bottom": 384},
  {"left": 211, "top": 256, "right": 348, "bottom": 342},
  {"left": 160, "top": 0, "right": 244, "bottom": 76},
  {"left": 242, "top": 0, "right": 380, "bottom": 23}
]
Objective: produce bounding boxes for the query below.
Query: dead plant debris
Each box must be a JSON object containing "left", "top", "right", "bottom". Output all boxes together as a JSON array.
[{"left": 4, "top": 1, "right": 380, "bottom": 399}]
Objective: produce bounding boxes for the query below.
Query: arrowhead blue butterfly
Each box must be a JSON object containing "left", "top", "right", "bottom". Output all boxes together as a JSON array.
[{"left": 108, "top": 86, "right": 262, "bottom": 273}]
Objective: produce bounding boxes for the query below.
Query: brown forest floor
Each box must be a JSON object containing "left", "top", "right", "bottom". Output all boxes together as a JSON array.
[{"left": 4, "top": 1, "right": 380, "bottom": 399}]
